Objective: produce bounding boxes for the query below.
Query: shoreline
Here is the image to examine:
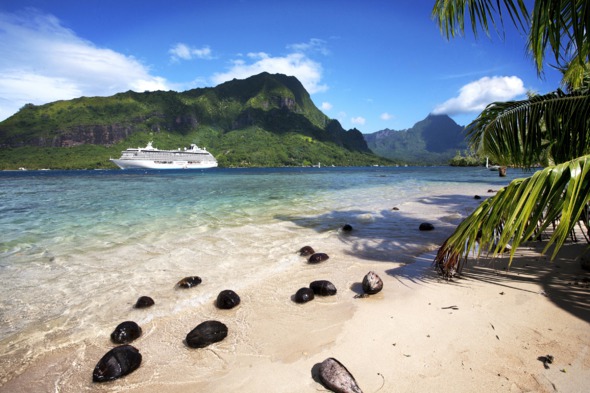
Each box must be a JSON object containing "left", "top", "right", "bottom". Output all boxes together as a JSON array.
[{"left": 2, "top": 180, "right": 589, "bottom": 392}]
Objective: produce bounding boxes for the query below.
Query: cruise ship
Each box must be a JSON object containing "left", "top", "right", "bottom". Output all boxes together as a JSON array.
[{"left": 110, "top": 142, "right": 218, "bottom": 170}]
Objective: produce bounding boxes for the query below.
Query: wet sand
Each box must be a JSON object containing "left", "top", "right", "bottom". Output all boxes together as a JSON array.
[{"left": 2, "top": 188, "right": 589, "bottom": 392}]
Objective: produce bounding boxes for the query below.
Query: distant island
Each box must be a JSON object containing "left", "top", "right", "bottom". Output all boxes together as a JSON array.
[
  {"left": 0, "top": 73, "right": 471, "bottom": 170},
  {"left": 363, "top": 114, "right": 469, "bottom": 165}
]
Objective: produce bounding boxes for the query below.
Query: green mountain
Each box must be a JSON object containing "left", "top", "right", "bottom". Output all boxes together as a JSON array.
[
  {"left": 363, "top": 114, "right": 468, "bottom": 165},
  {"left": 0, "top": 72, "right": 390, "bottom": 169}
]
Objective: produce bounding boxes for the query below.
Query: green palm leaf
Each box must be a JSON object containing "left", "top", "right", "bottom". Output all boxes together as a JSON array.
[
  {"left": 468, "top": 90, "right": 590, "bottom": 167},
  {"left": 529, "top": 0, "right": 590, "bottom": 76},
  {"left": 435, "top": 155, "right": 590, "bottom": 277},
  {"left": 432, "top": 0, "right": 529, "bottom": 39},
  {"left": 432, "top": 0, "right": 590, "bottom": 87},
  {"left": 432, "top": 0, "right": 590, "bottom": 277}
]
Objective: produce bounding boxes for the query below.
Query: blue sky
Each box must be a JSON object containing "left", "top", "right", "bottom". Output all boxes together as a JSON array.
[{"left": 0, "top": 0, "right": 562, "bottom": 132}]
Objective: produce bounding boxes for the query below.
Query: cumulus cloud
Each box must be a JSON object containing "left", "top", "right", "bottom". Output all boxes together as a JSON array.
[
  {"left": 380, "top": 112, "right": 393, "bottom": 120},
  {"left": 0, "top": 9, "right": 170, "bottom": 120},
  {"left": 321, "top": 102, "right": 332, "bottom": 111},
  {"left": 433, "top": 76, "right": 526, "bottom": 115},
  {"left": 211, "top": 51, "right": 328, "bottom": 94},
  {"left": 169, "top": 43, "right": 213, "bottom": 61},
  {"left": 351, "top": 116, "right": 366, "bottom": 125}
]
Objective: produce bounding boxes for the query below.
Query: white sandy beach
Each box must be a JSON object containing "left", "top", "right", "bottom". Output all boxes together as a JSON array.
[{"left": 1, "top": 183, "right": 589, "bottom": 393}]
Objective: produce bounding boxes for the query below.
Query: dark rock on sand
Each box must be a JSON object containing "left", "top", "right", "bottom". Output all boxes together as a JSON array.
[
  {"left": 134, "top": 296, "right": 154, "bottom": 309},
  {"left": 362, "top": 271, "right": 383, "bottom": 295},
  {"left": 419, "top": 222, "right": 435, "bottom": 231},
  {"left": 294, "top": 287, "right": 315, "bottom": 303},
  {"left": 216, "top": 289, "right": 241, "bottom": 309},
  {"left": 177, "top": 276, "right": 202, "bottom": 288},
  {"left": 92, "top": 345, "right": 142, "bottom": 383},
  {"left": 299, "top": 245, "right": 316, "bottom": 256},
  {"left": 186, "top": 320, "right": 228, "bottom": 348},
  {"left": 538, "top": 354, "right": 555, "bottom": 369},
  {"left": 310, "top": 280, "right": 337, "bottom": 296},
  {"left": 317, "top": 357, "right": 363, "bottom": 393},
  {"left": 111, "top": 321, "right": 142, "bottom": 344},
  {"left": 308, "top": 253, "right": 330, "bottom": 264}
]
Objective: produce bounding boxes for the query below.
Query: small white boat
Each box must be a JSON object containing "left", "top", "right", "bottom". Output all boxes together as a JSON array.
[{"left": 486, "top": 157, "right": 500, "bottom": 171}]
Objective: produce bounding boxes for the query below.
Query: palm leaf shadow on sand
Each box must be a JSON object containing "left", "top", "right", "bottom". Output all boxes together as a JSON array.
[
  {"left": 275, "top": 193, "right": 489, "bottom": 264},
  {"left": 275, "top": 193, "right": 590, "bottom": 323},
  {"left": 426, "top": 242, "right": 589, "bottom": 323},
  {"left": 385, "top": 252, "right": 442, "bottom": 286}
]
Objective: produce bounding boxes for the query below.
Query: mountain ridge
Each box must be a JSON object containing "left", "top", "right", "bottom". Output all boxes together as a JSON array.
[
  {"left": 363, "top": 114, "right": 468, "bottom": 164},
  {"left": 0, "top": 72, "right": 389, "bottom": 169}
]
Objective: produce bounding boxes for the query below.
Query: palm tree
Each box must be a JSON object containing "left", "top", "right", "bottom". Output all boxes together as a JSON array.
[{"left": 431, "top": 0, "right": 590, "bottom": 277}]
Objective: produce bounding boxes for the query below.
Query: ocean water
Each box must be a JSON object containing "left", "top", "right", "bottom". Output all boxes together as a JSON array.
[{"left": 0, "top": 166, "right": 525, "bottom": 391}]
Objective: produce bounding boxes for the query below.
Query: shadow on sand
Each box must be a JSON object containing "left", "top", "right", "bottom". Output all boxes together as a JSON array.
[
  {"left": 395, "top": 243, "right": 590, "bottom": 324},
  {"left": 276, "top": 193, "right": 590, "bottom": 323},
  {"left": 275, "top": 193, "right": 489, "bottom": 264}
]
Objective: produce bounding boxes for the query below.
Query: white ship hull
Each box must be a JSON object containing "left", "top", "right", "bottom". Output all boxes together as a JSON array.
[
  {"left": 110, "top": 158, "right": 218, "bottom": 170},
  {"left": 110, "top": 142, "right": 218, "bottom": 170}
]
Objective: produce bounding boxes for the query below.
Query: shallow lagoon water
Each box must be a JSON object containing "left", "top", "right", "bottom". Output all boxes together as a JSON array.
[{"left": 0, "top": 166, "right": 526, "bottom": 391}]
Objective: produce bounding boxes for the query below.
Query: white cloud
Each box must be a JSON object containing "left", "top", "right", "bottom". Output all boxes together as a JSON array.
[
  {"left": 0, "top": 9, "right": 170, "bottom": 121},
  {"left": 211, "top": 52, "right": 328, "bottom": 94},
  {"left": 380, "top": 112, "right": 393, "bottom": 120},
  {"left": 288, "top": 38, "right": 330, "bottom": 56},
  {"left": 433, "top": 76, "right": 526, "bottom": 115},
  {"left": 169, "top": 43, "right": 213, "bottom": 61},
  {"left": 321, "top": 102, "right": 332, "bottom": 111},
  {"left": 351, "top": 116, "right": 366, "bottom": 125}
]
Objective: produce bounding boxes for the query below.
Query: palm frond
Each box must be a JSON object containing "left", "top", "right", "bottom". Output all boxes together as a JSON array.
[
  {"left": 529, "top": 0, "right": 590, "bottom": 76},
  {"left": 467, "top": 89, "right": 590, "bottom": 167},
  {"left": 559, "top": 61, "right": 590, "bottom": 92},
  {"left": 435, "top": 155, "right": 590, "bottom": 277},
  {"left": 432, "top": 0, "right": 529, "bottom": 39},
  {"left": 432, "top": 1, "right": 588, "bottom": 85}
]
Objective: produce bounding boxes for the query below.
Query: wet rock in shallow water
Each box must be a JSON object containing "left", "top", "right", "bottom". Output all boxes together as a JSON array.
[
  {"left": 361, "top": 271, "right": 383, "bottom": 295},
  {"left": 308, "top": 253, "right": 330, "bottom": 264},
  {"left": 294, "top": 287, "right": 315, "bottom": 303},
  {"left": 111, "top": 321, "right": 142, "bottom": 344},
  {"left": 419, "top": 222, "right": 435, "bottom": 231},
  {"left": 299, "top": 245, "right": 315, "bottom": 256},
  {"left": 317, "top": 357, "right": 363, "bottom": 393},
  {"left": 177, "top": 276, "right": 202, "bottom": 288},
  {"left": 93, "top": 345, "right": 142, "bottom": 383},
  {"left": 216, "top": 289, "right": 241, "bottom": 309},
  {"left": 341, "top": 224, "right": 353, "bottom": 232},
  {"left": 186, "top": 320, "right": 228, "bottom": 348},
  {"left": 134, "top": 296, "right": 154, "bottom": 309},
  {"left": 310, "top": 280, "right": 337, "bottom": 296}
]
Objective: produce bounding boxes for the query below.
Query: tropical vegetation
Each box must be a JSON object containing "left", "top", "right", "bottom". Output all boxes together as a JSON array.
[
  {"left": 431, "top": 0, "right": 590, "bottom": 276},
  {"left": 364, "top": 114, "right": 469, "bottom": 165},
  {"left": 449, "top": 149, "right": 483, "bottom": 167},
  {"left": 0, "top": 72, "right": 391, "bottom": 169}
]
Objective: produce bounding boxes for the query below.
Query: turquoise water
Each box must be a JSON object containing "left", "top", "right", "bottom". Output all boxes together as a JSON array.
[
  {"left": 0, "top": 166, "right": 525, "bottom": 390},
  {"left": 0, "top": 166, "right": 521, "bottom": 262}
]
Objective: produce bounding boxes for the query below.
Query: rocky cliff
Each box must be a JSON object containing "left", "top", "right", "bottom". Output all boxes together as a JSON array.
[{"left": 0, "top": 73, "right": 384, "bottom": 169}]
